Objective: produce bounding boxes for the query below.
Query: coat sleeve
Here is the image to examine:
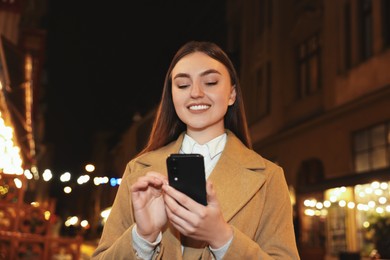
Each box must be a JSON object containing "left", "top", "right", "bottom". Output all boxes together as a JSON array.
[
  {"left": 222, "top": 165, "right": 300, "bottom": 260},
  {"left": 91, "top": 161, "right": 142, "bottom": 259}
]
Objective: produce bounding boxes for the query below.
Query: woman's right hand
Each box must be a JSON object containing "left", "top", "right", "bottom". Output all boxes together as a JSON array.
[{"left": 131, "top": 171, "right": 168, "bottom": 242}]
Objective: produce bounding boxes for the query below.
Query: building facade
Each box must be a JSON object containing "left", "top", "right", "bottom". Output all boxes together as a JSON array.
[
  {"left": 1, "top": 1, "right": 84, "bottom": 259},
  {"left": 225, "top": 0, "right": 390, "bottom": 259}
]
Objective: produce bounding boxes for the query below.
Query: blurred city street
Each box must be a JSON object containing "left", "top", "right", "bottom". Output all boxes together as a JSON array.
[{"left": 1, "top": 0, "right": 390, "bottom": 259}]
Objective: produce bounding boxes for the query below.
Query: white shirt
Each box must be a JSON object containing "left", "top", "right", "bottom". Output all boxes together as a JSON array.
[{"left": 180, "top": 133, "right": 227, "bottom": 179}]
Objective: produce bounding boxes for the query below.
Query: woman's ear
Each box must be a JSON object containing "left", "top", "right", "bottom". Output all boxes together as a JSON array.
[{"left": 228, "top": 85, "right": 237, "bottom": 106}]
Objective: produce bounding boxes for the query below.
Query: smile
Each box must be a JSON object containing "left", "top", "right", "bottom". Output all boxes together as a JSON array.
[{"left": 188, "top": 105, "right": 210, "bottom": 110}]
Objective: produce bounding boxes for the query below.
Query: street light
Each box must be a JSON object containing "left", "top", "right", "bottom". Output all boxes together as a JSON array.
[{"left": 85, "top": 164, "right": 95, "bottom": 173}]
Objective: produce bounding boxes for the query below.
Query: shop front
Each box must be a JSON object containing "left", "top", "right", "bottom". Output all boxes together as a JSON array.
[{"left": 298, "top": 168, "right": 390, "bottom": 260}]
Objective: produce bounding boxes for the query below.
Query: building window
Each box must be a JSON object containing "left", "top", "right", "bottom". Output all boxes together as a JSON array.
[
  {"left": 297, "top": 34, "right": 321, "bottom": 100},
  {"left": 353, "top": 122, "right": 390, "bottom": 173},
  {"left": 358, "top": 0, "right": 373, "bottom": 61},
  {"left": 382, "top": 0, "right": 390, "bottom": 49}
]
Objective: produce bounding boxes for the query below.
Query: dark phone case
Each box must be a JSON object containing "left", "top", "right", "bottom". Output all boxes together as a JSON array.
[{"left": 166, "top": 153, "right": 207, "bottom": 206}]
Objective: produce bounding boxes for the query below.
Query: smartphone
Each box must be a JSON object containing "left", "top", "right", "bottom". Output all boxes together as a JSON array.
[{"left": 166, "top": 153, "right": 207, "bottom": 206}]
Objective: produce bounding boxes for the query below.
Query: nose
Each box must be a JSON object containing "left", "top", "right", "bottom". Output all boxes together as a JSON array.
[{"left": 190, "top": 83, "right": 204, "bottom": 98}]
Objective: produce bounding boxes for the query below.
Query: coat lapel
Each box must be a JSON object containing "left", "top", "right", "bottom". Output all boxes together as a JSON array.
[
  {"left": 135, "top": 134, "right": 185, "bottom": 175},
  {"left": 208, "top": 130, "right": 267, "bottom": 222}
]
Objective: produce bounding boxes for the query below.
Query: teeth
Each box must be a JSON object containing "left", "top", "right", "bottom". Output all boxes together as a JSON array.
[{"left": 189, "top": 105, "right": 210, "bottom": 110}]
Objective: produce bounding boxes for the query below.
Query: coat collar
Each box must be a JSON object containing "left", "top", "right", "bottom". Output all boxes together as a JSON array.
[{"left": 134, "top": 130, "right": 267, "bottom": 222}]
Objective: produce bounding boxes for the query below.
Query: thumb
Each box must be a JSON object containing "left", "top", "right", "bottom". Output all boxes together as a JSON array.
[{"left": 206, "top": 180, "right": 219, "bottom": 206}]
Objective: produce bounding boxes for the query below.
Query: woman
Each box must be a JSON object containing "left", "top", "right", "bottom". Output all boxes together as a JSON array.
[{"left": 92, "top": 41, "right": 300, "bottom": 259}]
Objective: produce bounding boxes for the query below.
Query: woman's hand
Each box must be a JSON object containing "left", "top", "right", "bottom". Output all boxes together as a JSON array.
[
  {"left": 162, "top": 180, "right": 233, "bottom": 248},
  {"left": 131, "top": 171, "right": 168, "bottom": 242}
]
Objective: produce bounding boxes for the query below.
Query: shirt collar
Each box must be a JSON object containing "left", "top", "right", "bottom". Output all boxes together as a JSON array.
[{"left": 180, "top": 132, "right": 227, "bottom": 159}]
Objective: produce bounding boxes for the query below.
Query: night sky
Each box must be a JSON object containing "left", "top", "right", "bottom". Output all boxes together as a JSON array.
[{"left": 45, "top": 1, "right": 227, "bottom": 176}]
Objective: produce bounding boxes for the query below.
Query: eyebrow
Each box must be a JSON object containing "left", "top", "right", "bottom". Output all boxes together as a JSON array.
[{"left": 173, "top": 69, "right": 221, "bottom": 80}]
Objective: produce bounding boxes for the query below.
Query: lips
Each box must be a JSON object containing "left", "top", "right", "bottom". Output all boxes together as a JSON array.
[{"left": 188, "top": 104, "right": 210, "bottom": 111}]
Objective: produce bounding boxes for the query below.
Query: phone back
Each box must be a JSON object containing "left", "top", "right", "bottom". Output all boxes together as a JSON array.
[{"left": 166, "top": 153, "right": 207, "bottom": 206}]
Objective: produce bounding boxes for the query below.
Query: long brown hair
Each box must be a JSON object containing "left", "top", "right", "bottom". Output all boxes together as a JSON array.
[{"left": 139, "top": 41, "right": 251, "bottom": 155}]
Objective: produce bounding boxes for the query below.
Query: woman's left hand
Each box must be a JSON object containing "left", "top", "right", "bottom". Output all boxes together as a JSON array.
[{"left": 162, "top": 180, "right": 233, "bottom": 248}]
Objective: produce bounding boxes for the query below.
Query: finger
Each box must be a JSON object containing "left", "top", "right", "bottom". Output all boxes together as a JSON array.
[
  {"left": 131, "top": 175, "right": 163, "bottom": 192},
  {"left": 163, "top": 191, "right": 197, "bottom": 225},
  {"left": 164, "top": 202, "right": 195, "bottom": 235},
  {"left": 162, "top": 184, "right": 202, "bottom": 211},
  {"left": 163, "top": 189, "right": 204, "bottom": 233},
  {"left": 131, "top": 179, "right": 150, "bottom": 192},
  {"left": 206, "top": 180, "right": 218, "bottom": 206},
  {"left": 146, "top": 171, "right": 168, "bottom": 182},
  {"left": 163, "top": 190, "right": 188, "bottom": 216}
]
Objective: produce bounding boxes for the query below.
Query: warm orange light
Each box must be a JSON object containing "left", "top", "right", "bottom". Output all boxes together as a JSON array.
[{"left": 0, "top": 112, "right": 23, "bottom": 174}]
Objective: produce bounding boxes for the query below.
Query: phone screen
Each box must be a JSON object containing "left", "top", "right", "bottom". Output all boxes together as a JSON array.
[{"left": 166, "top": 153, "right": 207, "bottom": 206}]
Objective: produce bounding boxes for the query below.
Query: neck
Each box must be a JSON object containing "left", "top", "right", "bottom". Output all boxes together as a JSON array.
[{"left": 186, "top": 126, "right": 225, "bottom": 145}]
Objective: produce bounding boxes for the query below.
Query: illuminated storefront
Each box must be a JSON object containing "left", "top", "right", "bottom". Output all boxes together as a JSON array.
[{"left": 299, "top": 178, "right": 390, "bottom": 259}]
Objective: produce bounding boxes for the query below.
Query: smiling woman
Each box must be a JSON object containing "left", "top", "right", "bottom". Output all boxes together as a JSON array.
[{"left": 91, "top": 41, "right": 300, "bottom": 260}]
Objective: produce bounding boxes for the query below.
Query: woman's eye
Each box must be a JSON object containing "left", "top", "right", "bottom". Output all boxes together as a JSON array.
[
  {"left": 205, "top": 81, "right": 217, "bottom": 86},
  {"left": 177, "top": 84, "right": 190, "bottom": 89}
]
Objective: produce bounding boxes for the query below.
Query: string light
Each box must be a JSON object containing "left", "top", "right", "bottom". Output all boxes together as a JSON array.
[{"left": 303, "top": 181, "right": 390, "bottom": 217}]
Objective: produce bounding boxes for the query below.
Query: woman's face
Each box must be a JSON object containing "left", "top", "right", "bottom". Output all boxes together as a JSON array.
[{"left": 171, "top": 52, "right": 236, "bottom": 141}]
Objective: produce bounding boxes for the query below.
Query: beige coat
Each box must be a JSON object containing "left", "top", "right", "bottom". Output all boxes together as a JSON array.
[{"left": 92, "top": 130, "right": 300, "bottom": 259}]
